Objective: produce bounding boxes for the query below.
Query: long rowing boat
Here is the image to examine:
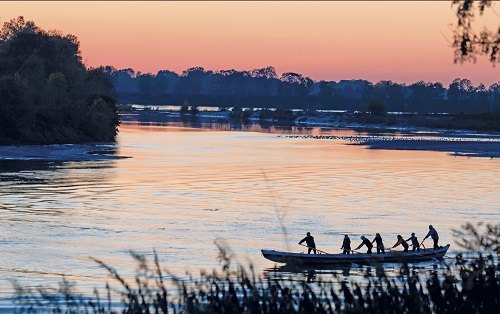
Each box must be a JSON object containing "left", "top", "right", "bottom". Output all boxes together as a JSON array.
[{"left": 261, "top": 244, "right": 450, "bottom": 265}]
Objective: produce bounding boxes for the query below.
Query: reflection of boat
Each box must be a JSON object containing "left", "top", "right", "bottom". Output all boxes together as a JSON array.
[
  {"left": 265, "top": 263, "right": 354, "bottom": 279},
  {"left": 261, "top": 245, "right": 450, "bottom": 265}
]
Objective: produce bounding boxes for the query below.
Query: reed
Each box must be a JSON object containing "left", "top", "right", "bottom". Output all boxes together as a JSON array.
[{"left": 14, "top": 223, "right": 499, "bottom": 313}]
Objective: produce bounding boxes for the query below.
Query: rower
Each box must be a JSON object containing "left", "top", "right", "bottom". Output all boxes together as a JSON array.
[
  {"left": 298, "top": 232, "right": 317, "bottom": 254},
  {"left": 355, "top": 236, "right": 373, "bottom": 254},
  {"left": 406, "top": 232, "right": 420, "bottom": 252},
  {"left": 392, "top": 235, "right": 409, "bottom": 252},
  {"left": 340, "top": 235, "right": 351, "bottom": 254},
  {"left": 422, "top": 225, "right": 440, "bottom": 250},
  {"left": 371, "top": 233, "right": 385, "bottom": 254}
]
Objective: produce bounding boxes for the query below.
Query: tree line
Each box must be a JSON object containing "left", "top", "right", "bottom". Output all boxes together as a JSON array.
[
  {"left": 103, "top": 66, "right": 500, "bottom": 114},
  {"left": 0, "top": 17, "right": 119, "bottom": 145}
]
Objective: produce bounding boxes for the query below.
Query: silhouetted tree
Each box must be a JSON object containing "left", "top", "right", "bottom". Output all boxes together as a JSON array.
[
  {"left": 0, "top": 16, "right": 118, "bottom": 144},
  {"left": 368, "top": 100, "right": 386, "bottom": 115},
  {"left": 451, "top": 0, "right": 499, "bottom": 65},
  {"left": 318, "top": 81, "right": 334, "bottom": 107},
  {"left": 371, "top": 81, "right": 405, "bottom": 111},
  {"left": 489, "top": 81, "right": 500, "bottom": 111},
  {"left": 103, "top": 65, "right": 497, "bottom": 114}
]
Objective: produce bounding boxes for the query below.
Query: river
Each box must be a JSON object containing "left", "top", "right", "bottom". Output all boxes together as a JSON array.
[{"left": 0, "top": 122, "right": 499, "bottom": 306}]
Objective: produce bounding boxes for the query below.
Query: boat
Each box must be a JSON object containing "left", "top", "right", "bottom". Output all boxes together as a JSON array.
[{"left": 261, "top": 244, "right": 450, "bottom": 265}]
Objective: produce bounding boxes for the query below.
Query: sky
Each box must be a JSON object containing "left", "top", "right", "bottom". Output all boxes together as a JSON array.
[{"left": 0, "top": 1, "right": 498, "bottom": 86}]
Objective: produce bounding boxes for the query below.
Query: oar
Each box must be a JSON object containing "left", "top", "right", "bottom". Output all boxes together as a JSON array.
[
  {"left": 408, "top": 243, "right": 423, "bottom": 250},
  {"left": 299, "top": 243, "right": 329, "bottom": 254},
  {"left": 349, "top": 249, "right": 363, "bottom": 254}
]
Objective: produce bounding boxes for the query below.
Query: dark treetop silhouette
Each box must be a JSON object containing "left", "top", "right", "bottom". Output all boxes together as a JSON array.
[
  {"left": 452, "top": 0, "right": 499, "bottom": 65},
  {"left": 0, "top": 16, "right": 118, "bottom": 145}
]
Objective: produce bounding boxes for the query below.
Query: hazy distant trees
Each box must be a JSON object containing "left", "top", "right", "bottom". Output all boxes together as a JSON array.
[
  {"left": 407, "top": 81, "right": 446, "bottom": 112},
  {"left": 279, "top": 72, "right": 313, "bottom": 97},
  {"left": 105, "top": 64, "right": 499, "bottom": 114},
  {"left": 0, "top": 17, "right": 118, "bottom": 144},
  {"left": 367, "top": 99, "right": 386, "bottom": 115},
  {"left": 489, "top": 82, "right": 500, "bottom": 111},
  {"left": 318, "top": 81, "right": 334, "bottom": 107},
  {"left": 370, "top": 81, "right": 405, "bottom": 112}
]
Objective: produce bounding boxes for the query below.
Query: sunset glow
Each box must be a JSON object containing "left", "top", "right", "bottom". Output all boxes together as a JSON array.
[{"left": 1, "top": 1, "right": 498, "bottom": 85}]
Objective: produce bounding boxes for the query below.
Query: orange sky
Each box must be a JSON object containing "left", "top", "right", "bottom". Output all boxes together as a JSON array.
[{"left": 0, "top": 1, "right": 498, "bottom": 85}]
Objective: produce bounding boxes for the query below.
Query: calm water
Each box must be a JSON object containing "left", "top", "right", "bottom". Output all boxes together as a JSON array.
[{"left": 0, "top": 123, "right": 499, "bottom": 301}]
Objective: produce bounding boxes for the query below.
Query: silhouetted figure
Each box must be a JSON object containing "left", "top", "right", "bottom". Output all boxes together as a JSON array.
[
  {"left": 422, "top": 225, "right": 440, "bottom": 249},
  {"left": 406, "top": 233, "right": 420, "bottom": 252},
  {"left": 299, "top": 232, "right": 317, "bottom": 254},
  {"left": 392, "top": 235, "right": 409, "bottom": 252},
  {"left": 340, "top": 235, "right": 351, "bottom": 254},
  {"left": 371, "top": 233, "right": 385, "bottom": 254},
  {"left": 355, "top": 236, "right": 373, "bottom": 254}
]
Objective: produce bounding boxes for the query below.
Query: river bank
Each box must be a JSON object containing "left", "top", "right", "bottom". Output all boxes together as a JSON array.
[
  {"left": 0, "top": 144, "right": 129, "bottom": 162},
  {"left": 120, "top": 108, "right": 500, "bottom": 158},
  {"left": 120, "top": 107, "right": 500, "bottom": 133}
]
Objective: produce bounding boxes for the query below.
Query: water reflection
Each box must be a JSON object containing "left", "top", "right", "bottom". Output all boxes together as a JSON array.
[
  {"left": 0, "top": 122, "right": 498, "bottom": 301},
  {"left": 121, "top": 120, "right": 373, "bottom": 136},
  {"left": 265, "top": 264, "right": 353, "bottom": 282},
  {"left": 0, "top": 160, "right": 57, "bottom": 173},
  {"left": 264, "top": 259, "right": 447, "bottom": 284}
]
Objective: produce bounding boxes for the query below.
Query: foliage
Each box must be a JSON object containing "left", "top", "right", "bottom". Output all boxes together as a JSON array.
[
  {"left": 367, "top": 100, "right": 386, "bottom": 115},
  {"left": 0, "top": 16, "right": 118, "bottom": 144},
  {"left": 451, "top": 0, "right": 499, "bottom": 65},
  {"left": 104, "top": 65, "right": 500, "bottom": 114},
  {"left": 13, "top": 223, "right": 500, "bottom": 313}
]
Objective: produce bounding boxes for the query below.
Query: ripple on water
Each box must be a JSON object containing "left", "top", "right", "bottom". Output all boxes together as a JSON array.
[{"left": 0, "top": 124, "right": 498, "bottom": 299}]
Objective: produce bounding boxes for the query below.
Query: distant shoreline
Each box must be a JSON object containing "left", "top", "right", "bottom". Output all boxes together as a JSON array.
[
  {"left": 120, "top": 108, "right": 500, "bottom": 135},
  {"left": 120, "top": 108, "right": 500, "bottom": 158},
  {"left": 2, "top": 110, "right": 498, "bottom": 161}
]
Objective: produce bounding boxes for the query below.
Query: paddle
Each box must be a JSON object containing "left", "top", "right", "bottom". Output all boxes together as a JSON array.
[
  {"left": 299, "top": 243, "right": 329, "bottom": 254},
  {"left": 353, "top": 247, "right": 389, "bottom": 254},
  {"left": 408, "top": 243, "right": 424, "bottom": 250}
]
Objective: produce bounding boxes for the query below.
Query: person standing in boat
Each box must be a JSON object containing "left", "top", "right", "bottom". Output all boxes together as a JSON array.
[
  {"left": 355, "top": 236, "right": 373, "bottom": 254},
  {"left": 422, "top": 225, "right": 440, "bottom": 249},
  {"left": 392, "top": 235, "right": 409, "bottom": 252},
  {"left": 371, "top": 233, "right": 385, "bottom": 254},
  {"left": 340, "top": 235, "right": 351, "bottom": 254},
  {"left": 406, "top": 233, "right": 420, "bottom": 252},
  {"left": 299, "top": 232, "right": 317, "bottom": 254}
]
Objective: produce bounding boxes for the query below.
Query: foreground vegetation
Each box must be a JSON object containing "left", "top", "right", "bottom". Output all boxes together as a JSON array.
[
  {"left": 0, "top": 17, "right": 118, "bottom": 145},
  {"left": 14, "top": 223, "right": 499, "bottom": 313}
]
